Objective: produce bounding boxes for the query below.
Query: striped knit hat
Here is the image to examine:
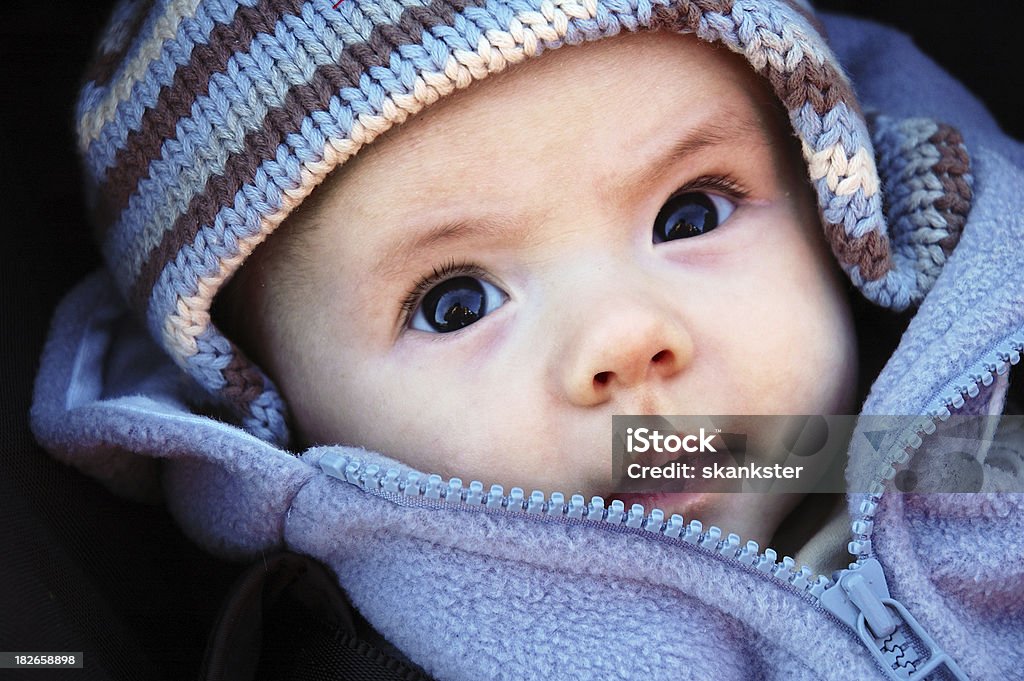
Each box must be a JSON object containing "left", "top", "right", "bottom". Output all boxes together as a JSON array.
[{"left": 76, "top": 0, "right": 971, "bottom": 445}]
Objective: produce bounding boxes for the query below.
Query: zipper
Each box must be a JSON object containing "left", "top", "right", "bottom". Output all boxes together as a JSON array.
[
  {"left": 831, "top": 333, "right": 1020, "bottom": 680},
  {"left": 845, "top": 334, "right": 1022, "bottom": 565},
  {"left": 316, "top": 334, "right": 1021, "bottom": 680}
]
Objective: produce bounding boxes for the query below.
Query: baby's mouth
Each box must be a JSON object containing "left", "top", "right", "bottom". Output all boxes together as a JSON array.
[{"left": 608, "top": 439, "right": 724, "bottom": 517}]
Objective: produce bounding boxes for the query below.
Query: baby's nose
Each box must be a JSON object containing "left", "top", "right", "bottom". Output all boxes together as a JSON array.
[{"left": 560, "top": 297, "right": 693, "bottom": 407}]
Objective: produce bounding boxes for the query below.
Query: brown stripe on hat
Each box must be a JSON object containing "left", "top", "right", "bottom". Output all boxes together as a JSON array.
[
  {"left": 930, "top": 123, "right": 972, "bottom": 256},
  {"left": 825, "top": 222, "right": 890, "bottom": 281},
  {"left": 95, "top": 0, "right": 306, "bottom": 230},
  {"left": 763, "top": 54, "right": 860, "bottom": 118},
  {"left": 128, "top": 0, "right": 489, "bottom": 309},
  {"left": 82, "top": 0, "right": 158, "bottom": 89},
  {"left": 651, "top": 0, "right": 732, "bottom": 28},
  {"left": 222, "top": 348, "right": 266, "bottom": 406}
]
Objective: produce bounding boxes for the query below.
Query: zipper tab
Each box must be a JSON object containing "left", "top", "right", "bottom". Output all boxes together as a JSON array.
[
  {"left": 843, "top": 572, "right": 895, "bottom": 638},
  {"left": 820, "top": 559, "right": 969, "bottom": 680}
]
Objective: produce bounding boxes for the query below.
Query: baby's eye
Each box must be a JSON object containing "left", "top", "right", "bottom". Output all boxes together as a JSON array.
[
  {"left": 653, "top": 191, "right": 736, "bottom": 243},
  {"left": 409, "top": 275, "right": 507, "bottom": 333}
]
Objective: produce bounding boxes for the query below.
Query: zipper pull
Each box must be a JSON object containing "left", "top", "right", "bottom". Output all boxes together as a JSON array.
[{"left": 820, "top": 559, "right": 968, "bottom": 680}]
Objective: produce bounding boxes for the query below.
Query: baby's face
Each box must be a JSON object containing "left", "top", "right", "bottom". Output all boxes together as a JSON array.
[{"left": 242, "top": 30, "right": 858, "bottom": 545}]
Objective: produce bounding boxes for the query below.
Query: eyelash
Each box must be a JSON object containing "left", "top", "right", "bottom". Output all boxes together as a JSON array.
[
  {"left": 398, "top": 174, "right": 750, "bottom": 328},
  {"left": 400, "top": 258, "right": 488, "bottom": 326},
  {"left": 674, "top": 174, "right": 750, "bottom": 201}
]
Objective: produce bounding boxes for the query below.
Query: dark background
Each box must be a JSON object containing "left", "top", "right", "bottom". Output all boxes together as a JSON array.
[{"left": 1, "top": 2, "right": 1020, "bottom": 680}]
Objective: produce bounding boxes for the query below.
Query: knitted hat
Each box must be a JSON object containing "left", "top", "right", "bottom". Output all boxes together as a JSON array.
[{"left": 76, "top": 0, "right": 971, "bottom": 445}]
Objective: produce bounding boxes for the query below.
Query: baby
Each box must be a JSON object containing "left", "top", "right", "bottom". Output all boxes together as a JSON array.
[
  {"left": 218, "top": 29, "right": 858, "bottom": 549},
  {"left": 36, "top": 0, "right": 1022, "bottom": 677}
]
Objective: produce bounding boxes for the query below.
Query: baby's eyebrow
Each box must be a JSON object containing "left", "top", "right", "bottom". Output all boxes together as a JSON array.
[
  {"left": 372, "top": 214, "right": 533, "bottom": 279},
  {"left": 619, "top": 110, "right": 766, "bottom": 193}
]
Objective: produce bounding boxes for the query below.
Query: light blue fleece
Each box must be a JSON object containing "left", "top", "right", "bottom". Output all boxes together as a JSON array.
[{"left": 32, "top": 14, "right": 1024, "bottom": 680}]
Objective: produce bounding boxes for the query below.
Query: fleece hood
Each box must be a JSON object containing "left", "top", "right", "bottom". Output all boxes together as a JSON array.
[{"left": 33, "top": 13, "right": 1024, "bottom": 681}]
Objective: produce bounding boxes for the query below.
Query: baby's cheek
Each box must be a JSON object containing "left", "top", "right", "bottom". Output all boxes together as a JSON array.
[{"left": 795, "top": 292, "right": 858, "bottom": 413}]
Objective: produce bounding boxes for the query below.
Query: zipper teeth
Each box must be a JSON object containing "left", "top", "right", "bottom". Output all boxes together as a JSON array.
[
  {"left": 846, "top": 336, "right": 1022, "bottom": 565},
  {"left": 321, "top": 455, "right": 834, "bottom": 601}
]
